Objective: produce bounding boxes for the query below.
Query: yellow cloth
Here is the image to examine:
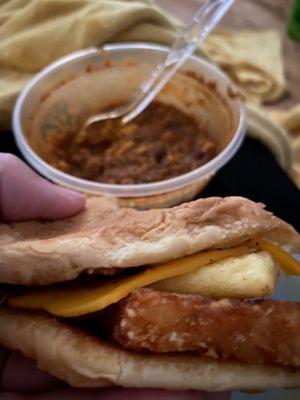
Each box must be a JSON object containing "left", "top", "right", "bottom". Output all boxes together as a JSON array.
[
  {"left": 202, "top": 29, "right": 286, "bottom": 104},
  {"left": 0, "top": 0, "right": 177, "bottom": 128},
  {"left": 0, "top": 0, "right": 299, "bottom": 186}
]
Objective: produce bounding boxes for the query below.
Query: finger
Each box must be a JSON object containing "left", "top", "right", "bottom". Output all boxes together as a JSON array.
[
  {"left": 50, "top": 388, "right": 202, "bottom": 400},
  {"left": 0, "top": 352, "right": 64, "bottom": 393},
  {"left": 0, "top": 350, "right": 230, "bottom": 398},
  {"left": 0, "top": 154, "right": 85, "bottom": 222},
  {"left": 0, "top": 388, "right": 230, "bottom": 400},
  {"left": 0, "top": 388, "right": 206, "bottom": 400},
  {"left": 0, "top": 352, "right": 230, "bottom": 399},
  {"left": 0, "top": 347, "right": 9, "bottom": 393}
]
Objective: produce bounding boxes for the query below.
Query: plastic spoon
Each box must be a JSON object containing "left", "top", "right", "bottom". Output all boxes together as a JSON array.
[{"left": 78, "top": 0, "right": 234, "bottom": 140}]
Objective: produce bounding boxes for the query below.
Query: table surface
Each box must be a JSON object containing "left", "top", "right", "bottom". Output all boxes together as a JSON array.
[{"left": 155, "top": 0, "right": 300, "bottom": 107}]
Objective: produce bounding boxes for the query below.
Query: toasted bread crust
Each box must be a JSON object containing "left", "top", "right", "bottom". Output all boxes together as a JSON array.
[
  {"left": 1, "top": 308, "right": 300, "bottom": 391},
  {"left": 0, "top": 196, "right": 298, "bottom": 285}
]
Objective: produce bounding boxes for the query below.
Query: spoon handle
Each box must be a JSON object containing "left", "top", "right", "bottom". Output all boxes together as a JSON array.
[{"left": 122, "top": 0, "right": 235, "bottom": 124}]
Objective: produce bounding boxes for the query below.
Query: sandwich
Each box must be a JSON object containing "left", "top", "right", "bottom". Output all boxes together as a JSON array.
[{"left": 0, "top": 196, "right": 300, "bottom": 392}]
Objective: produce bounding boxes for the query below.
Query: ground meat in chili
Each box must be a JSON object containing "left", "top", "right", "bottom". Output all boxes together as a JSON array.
[{"left": 47, "top": 101, "right": 216, "bottom": 184}]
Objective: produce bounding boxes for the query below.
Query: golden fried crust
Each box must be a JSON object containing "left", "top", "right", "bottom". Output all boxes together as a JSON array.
[
  {"left": 0, "top": 196, "right": 299, "bottom": 285},
  {"left": 1, "top": 308, "right": 300, "bottom": 391},
  {"left": 111, "top": 289, "right": 300, "bottom": 367}
]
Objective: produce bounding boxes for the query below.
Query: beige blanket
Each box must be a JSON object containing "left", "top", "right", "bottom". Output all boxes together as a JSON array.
[{"left": 1, "top": 0, "right": 299, "bottom": 186}]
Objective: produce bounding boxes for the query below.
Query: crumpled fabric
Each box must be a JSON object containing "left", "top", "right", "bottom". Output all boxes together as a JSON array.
[
  {"left": 0, "top": 0, "right": 177, "bottom": 128},
  {"left": 202, "top": 29, "right": 285, "bottom": 104}
]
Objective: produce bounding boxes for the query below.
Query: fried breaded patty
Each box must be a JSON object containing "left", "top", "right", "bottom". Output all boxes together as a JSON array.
[{"left": 111, "top": 289, "right": 300, "bottom": 367}]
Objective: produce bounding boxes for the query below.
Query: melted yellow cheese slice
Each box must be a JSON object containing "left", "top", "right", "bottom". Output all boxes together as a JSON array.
[
  {"left": 252, "top": 239, "right": 300, "bottom": 275},
  {"left": 9, "top": 245, "right": 250, "bottom": 317},
  {"left": 8, "top": 240, "right": 300, "bottom": 317}
]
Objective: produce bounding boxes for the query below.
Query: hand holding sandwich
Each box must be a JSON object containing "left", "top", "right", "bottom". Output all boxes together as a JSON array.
[{"left": 0, "top": 154, "right": 228, "bottom": 400}]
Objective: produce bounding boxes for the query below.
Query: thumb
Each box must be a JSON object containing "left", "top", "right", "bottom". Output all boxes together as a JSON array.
[{"left": 0, "top": 154, "right": 85, "bottom": 222}]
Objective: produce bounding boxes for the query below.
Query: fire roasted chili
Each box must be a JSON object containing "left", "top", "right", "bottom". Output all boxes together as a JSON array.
[{"left": 46, "top": 102, "right": 216, "bottom": 184}]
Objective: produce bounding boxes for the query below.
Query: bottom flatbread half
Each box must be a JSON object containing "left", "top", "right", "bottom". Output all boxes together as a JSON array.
[{"left": 0, "top": 308, "right": 300, "bottom": 391}]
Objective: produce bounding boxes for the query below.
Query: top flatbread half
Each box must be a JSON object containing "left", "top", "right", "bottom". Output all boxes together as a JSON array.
[{"left": 0, "top": 196, "right": 298, "bottom": 285}]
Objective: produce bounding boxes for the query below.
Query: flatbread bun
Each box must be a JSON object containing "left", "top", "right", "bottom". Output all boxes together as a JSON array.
[
  {"left": 0, "top": 196, "right": 299, "bottom": 285},
  {"left": 0, "top": 308, "right": 300, "bottom": 391}
]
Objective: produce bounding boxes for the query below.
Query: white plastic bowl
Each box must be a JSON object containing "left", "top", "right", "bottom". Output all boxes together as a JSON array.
[{"left": 13, "top": 43, "right": 246, "bottom": 208}]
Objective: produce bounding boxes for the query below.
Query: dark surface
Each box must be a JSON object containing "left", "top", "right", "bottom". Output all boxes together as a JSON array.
[
  {"left": 0, "top": 131, "right": 23, "bottom": 159},
  {"left": 1, "top": 131, "right": 300, "bottom": 230},
  {"left": 202, "top": 137, "right": 300, "bottom": 231}
]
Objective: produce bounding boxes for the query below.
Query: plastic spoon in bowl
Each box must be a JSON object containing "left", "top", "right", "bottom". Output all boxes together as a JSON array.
[{"left": 77, "top": 0, "right": 234, "bottom": 142}]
